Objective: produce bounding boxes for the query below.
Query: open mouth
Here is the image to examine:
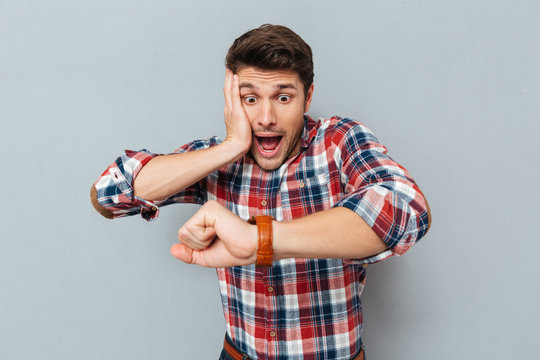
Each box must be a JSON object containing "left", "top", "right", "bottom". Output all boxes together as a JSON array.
[{"left": 255, "top": 135, "right": 283, "bottom": 157}]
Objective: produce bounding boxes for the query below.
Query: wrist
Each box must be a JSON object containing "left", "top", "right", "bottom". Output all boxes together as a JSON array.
[
  {"left": 222, "top": 137, "right": 251, "bottom": 160},
  {"left": 272, "top": 220, "right": 290, "bottom": 261}
]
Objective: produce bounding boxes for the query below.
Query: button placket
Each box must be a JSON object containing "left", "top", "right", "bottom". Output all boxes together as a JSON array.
[{"left": 263, "top": 268, "right": 277, "bottom": 346}]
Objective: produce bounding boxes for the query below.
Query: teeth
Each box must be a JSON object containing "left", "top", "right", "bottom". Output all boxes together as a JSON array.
[{"left": 259, "top": 144, "right": 275, "bottom": 152}]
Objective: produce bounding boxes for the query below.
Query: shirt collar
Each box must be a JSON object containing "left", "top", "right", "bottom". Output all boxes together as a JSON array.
[{"left": 300, "top": 115, "right": 318, "bottom": 149}]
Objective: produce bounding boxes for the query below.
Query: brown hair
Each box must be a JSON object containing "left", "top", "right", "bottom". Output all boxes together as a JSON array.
[{"left": 225, "top": 24, "right": 314, "bottom": 96}]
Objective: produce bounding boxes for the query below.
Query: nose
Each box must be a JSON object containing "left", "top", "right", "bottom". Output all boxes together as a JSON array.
[{"left": 256, "top": 100, "right": 276, "bottom": 128}]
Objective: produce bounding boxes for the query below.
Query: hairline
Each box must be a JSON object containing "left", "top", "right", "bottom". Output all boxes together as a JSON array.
[{"left": 233, "top": 66, "right": 305, "bottom": 95}]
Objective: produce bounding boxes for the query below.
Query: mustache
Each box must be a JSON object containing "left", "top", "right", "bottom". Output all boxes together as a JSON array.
[{"left": 251, "top": 130, "right": 286, "bottom": 136}]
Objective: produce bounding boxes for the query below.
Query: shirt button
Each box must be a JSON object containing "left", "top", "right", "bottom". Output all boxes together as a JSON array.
[
  {"left": 362, "top": 263, "right": 368, "bottom": 268},
  {"left": 267, "top": 286, "right": 274, "bottom": 293},
  {"left": 261, "top": 200, "right": 267, "bottom": 206},
  {"left": 269, "top": 330, "right": 276, "bottom": 337},
  {"left": 299, "top": 181, "right": 305, "bottom": 188}
]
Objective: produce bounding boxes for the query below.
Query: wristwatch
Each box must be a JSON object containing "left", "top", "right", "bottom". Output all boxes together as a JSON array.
[{"left": 247, "top": 215, "right": 274, "bottom": 267}]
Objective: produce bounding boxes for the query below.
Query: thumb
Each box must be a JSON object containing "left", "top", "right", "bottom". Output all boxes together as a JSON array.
[{"left": 170, "top": 243, "right": 194, "bottom": 264}]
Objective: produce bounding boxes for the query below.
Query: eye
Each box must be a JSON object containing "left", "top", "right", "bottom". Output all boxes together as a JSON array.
[
  {"left": 277, "top": 95, "right": 291, "bottom": 103},
  {"left": 243, "top": 96, "right": 258, "bottom": 104}
]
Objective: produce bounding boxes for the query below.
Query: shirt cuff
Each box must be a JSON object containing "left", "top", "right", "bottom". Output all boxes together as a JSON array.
[
  {"left": 93, "top": 150, "right": 159, "bottom": 221},
  {"left": 333, "top": 185, "right": 417, "bottom": 265}
]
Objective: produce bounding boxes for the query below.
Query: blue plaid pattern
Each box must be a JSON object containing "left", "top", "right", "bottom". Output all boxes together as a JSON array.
[{"left": 93, "top": 116, "right": 430, "bottom": 359}]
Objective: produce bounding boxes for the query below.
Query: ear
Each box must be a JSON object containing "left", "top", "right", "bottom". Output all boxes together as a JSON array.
[{"left": 303, "top": 84, "right": 314, "bottom": 113}]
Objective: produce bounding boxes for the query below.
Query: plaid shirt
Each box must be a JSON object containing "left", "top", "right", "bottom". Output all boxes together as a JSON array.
[{"left": 93, "top": 116, "right": 430, "bottom": 359}]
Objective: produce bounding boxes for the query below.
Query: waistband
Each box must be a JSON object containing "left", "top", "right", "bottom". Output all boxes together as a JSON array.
[{"left": 223, "top": 334, "right": 365, "bottom": 360}]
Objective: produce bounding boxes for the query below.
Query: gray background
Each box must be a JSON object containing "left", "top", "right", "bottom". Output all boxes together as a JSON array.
[{"left": 1, "top": 1, "right": 539, "bottom": 359}]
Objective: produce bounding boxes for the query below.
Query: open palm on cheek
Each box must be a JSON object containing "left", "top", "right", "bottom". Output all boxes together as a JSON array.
[
  {"left": 223, "top": 69, "right": 252, "bottom": 158},
  {"left": 171, "top": 200, "right": 258, "bottom": 268}
]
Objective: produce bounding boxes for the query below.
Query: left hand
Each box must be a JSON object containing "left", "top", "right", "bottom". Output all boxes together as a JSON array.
[{"left": 171, "top": 200, "right": 258, "bottom": 268}]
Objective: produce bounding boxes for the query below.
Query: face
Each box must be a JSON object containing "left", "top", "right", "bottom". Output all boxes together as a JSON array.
[{"left": 237, "top": 67, "right": 314, "bottom": 171}]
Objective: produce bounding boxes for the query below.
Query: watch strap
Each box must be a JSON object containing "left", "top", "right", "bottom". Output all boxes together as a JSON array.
[{"left": 248, "top": 215, "right": 274, "bottom": 267}]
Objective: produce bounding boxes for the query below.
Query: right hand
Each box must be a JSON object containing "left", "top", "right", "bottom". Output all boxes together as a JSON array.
[
  {"left": 223, "top": 68, "right": 252, "bottom": 157},
  {"left": 171, "top": 200, "right": 258, "bottom": 268}
]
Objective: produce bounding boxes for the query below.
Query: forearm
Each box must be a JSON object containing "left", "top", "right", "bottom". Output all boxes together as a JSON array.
[
  {"left": 272, "top": 207, "right": 388, "bottom": 261},
  {"left": 133, "top": 141, "right": 244, "bottom": 201}
]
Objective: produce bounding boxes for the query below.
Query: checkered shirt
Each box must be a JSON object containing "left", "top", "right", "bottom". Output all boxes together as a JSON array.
[{"left": 93, "top": 116, "right": 430, "bottom": 359}]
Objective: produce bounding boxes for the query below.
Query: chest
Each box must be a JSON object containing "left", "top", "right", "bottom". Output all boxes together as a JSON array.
[{"left": 208, "top": 151, "right": 344, "bottom": 221}]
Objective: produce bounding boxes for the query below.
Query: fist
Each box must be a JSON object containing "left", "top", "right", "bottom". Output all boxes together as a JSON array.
[{"left": 171, "top": 201, "right": 258, "bottom": 268}]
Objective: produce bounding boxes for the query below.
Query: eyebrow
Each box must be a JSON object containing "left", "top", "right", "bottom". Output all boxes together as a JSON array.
[{"left": 239, "top": 83, "right": 298, "bottom": 91}]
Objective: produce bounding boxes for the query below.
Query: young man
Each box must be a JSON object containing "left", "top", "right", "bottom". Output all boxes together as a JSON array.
[{"left": 91, "top": 24, "right": 431, "bottom": 360}]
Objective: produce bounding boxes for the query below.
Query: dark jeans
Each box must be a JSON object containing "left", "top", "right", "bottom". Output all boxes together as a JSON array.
[{"left": 219, "top": 348, "right": 248, "bottom": 360}]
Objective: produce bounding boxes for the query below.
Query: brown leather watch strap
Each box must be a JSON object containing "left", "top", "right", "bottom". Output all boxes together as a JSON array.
[{"left": 248, "top": 215, "right": 274, "bottom": 267}]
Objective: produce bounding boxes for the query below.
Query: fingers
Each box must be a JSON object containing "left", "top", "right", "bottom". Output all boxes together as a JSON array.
[
  {"left": 177, "top": 223, "right": 216, "bottom": 250},
  {"left": 222, "top": 69, "right": 252, "bottom": 155},
  {"left": 224, "top": 69, "right": 244, "bottom": 119},
  {"left": 231, "top": 73, "right": 242, "bottom": 111},
  {"left": 224, "top": 69, "right": 233, "bottom": 113},
  {"left": 176, "top": 200, "right": 220, "bottom": 251}
]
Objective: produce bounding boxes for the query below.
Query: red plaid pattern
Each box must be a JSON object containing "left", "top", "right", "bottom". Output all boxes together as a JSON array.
[{"left": 93, "top": 116, "right": 430, "bottom": 359}]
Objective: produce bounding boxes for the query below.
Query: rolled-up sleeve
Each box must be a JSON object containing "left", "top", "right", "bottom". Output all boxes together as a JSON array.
[
  {"left": 91, "top": 137, "right": 220, "bottom": 221},
  {"left": 331, "top": 119, "right": 430, "bottom": 264}
]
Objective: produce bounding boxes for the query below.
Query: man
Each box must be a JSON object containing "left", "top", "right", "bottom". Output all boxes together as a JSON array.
[{"left": 91, "top": 24, "right": 431, "bottom": 360}]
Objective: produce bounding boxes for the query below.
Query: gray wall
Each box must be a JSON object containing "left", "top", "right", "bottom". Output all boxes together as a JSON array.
[{"left": 1, "top": 1, "right": 539, "bottom": 359}]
